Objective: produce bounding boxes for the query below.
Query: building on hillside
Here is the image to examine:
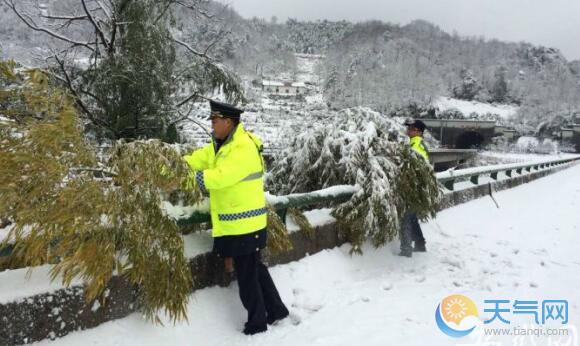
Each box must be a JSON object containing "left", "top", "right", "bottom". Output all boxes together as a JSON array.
[
  {"left": 262, "top": 80, "right": 307, "bottom": 96},
  {"left": 560, "top": 128, "right": 574, "bottom": 140},
  {"left": 494, "top": 125, "right": 517, "bottom": 140}
]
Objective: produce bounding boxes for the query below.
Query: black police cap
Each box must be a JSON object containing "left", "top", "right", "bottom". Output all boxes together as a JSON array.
[
  {"left": 208, "top": 100, "right": 244, "bottom": 120},
  {"left": 404, "top": 119, "right": 426, "bottom": 132}
]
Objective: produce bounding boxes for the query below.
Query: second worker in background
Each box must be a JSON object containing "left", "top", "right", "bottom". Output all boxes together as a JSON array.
[{"left": 399, "top": 119, "right": 429, "bottom": 258}]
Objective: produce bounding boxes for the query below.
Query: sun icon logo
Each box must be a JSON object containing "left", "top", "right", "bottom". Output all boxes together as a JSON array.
[
  {"left": 444, "top": 297, "right": 469, "bottom": 324},
  {"left": 435, "top": 294, "right": 480, "bottom": 338}
]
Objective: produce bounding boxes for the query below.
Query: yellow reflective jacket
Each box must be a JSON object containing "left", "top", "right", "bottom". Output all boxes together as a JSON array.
[
  {"left": 410, "top": 136, "right": 429, "bottom": 161},
  {"left": 183, "top": 124, "right": 267, "bottom": 238}
]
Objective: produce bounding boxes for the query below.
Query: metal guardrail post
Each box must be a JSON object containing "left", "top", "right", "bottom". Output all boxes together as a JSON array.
[
  {"left": 470, "top": 175, "right": 479, "bottom": 185},
  {"left": 0, "top": 245, "right": 13, "bottom": 258},
  {"left": 434, "top": 156, "right": 580, "bottom": 192},
  {"left": 443, "top": 180, "right": 455, "bottom": 191},
  {"left": 276, "top": 208, "right": 287, "bottom": 222}
]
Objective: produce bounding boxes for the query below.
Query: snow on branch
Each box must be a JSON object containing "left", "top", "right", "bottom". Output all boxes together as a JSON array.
[
  {"left": 3, "top": 0, "right": 96, "bottom": 52},
  {"left": 267, "top": 108, "right": 441, "bottom": 253}
]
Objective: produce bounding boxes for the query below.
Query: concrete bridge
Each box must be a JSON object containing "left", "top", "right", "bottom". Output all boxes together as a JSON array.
[
  {"left": 419, "top": 119, "right": 499, "bottom": 149},
  {"left": 430, "top": 149, "right": 477, "bottom": 171},
  {"left": 421, "top": 118, "right": 580, "bottom": 152}
]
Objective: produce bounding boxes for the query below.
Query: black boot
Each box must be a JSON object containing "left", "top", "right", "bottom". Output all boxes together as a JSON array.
[
  {"left": 413, "top": 242, "right": 427, "bottom": 252},
  {"left": 243, "top": 323, "right": 267, "bottom": 335},
  {"left": 267, "top": 308, "right": 289, "bottom": 325}
]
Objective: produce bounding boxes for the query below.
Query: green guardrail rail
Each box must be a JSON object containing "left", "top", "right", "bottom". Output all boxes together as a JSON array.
[{"left": 1, "top": 156, "right": 579, "bottom": 260}]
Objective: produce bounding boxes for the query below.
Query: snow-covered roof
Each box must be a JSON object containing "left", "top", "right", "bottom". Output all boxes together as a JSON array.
[
  {"left": 434, "top": 97, "right": 519, "bottom": 119},
  {"left": 72, "top": 57, "right": 102, "bottom": 70},
  {"left": 420, "top": 118, "right": 496, "bottom": 129},
  {"left": 262, "top": 80, "right": 307, "bottom": 88},
  {"left": 262, "top": 80, "right": 284, "bottom": 87},
  {"left": 294, "top": 53, "right": 326, "bottom": 59}
]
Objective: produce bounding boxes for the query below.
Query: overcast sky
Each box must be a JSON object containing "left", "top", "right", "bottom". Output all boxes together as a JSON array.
[{"left": 226, "top": 0, "right": 580, "bottom": 61}]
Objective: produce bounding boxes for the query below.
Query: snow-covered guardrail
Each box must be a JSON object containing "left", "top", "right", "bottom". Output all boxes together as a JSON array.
[
  {"left": 170, "top": 185, "right": 359, "bottom": 226},
  {"left": 171, "top": 155, "right": 580, "bottom": 225},
  {"left": 435, "top": 156, "right": 580, "bottom": 191},
  {"left": 1, "top": 156, "right": 579, "bottom": 262}
]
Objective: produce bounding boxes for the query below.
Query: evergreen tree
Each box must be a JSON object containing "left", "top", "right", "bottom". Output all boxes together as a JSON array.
[
  {"left": 4, "top": 0, "right": 245, "bottom": 141},
  {"left": 491, "top": 66, "right": 509, "bottom": 103},
  {"left": 81, "top": 1, "right": 177, "bottom": 139},
  {"left": 452, "top": 68, "right": 481, "bottom": 100},
  {"left": 164, "top": 123, "right": 180, "bottom": 144}
]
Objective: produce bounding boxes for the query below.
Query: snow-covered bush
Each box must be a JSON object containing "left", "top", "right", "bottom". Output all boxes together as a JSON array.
[
  {"left": 559, "top": 140, "right": 577, "bottom": 153},
  {"left": 535, "top": 138, "right": 559, "bottom": 154},
  {"left": 485, "top": 135, "right": 511, "bottom": 153},
  {"left": 515, "top": 136, "right": 540, "bottom": 153},
  {"left": 436, "top": 108, "right": 465, "bottom": 120},
  {"left": 488, "top": 135, "right": 562, "bottom": 155},
  {"left": 267, "top": 107, "right": 441, "bottom": 253}
]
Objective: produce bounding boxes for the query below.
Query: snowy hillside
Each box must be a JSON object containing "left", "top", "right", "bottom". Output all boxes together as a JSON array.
[
  {"left": 2, "top": 2, "right": 579, "bottom": 134},
  {"left": 180, "top": 54, "right": 330, "bottom": 150},
  {"left": 434, "top": 97, "right": 519, "bottom": 120}
]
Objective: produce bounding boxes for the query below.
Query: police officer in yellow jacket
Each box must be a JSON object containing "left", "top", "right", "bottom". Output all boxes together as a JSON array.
[
  {"left": 183, "top": 100, "right": 289, "bottom": 335},
  {"left": 399, "top": 119, "right": 429, "bottom": 257},
  {"left": 407, "top": 120, "right": 429, "bottom": 161}
]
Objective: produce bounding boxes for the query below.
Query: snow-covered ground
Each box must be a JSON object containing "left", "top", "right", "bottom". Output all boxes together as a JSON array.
[
  {"left": 34, "top": 163, "right": 580, "bottom": 346},
  {"left": 434, "top": 97, "right": 519, "bottom": 120},
  {"left": 478, "top": 151, "right": 579, "bottom": 165}
]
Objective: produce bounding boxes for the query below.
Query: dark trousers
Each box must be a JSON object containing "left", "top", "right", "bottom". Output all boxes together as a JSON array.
[
  {"left": 400, "top": 212, "right": 426, "bottom": 252},
  {"left": 233, "top": 251, "right": 288, "bottom": 328}
]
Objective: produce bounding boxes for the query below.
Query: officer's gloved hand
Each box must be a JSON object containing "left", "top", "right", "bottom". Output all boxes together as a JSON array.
[{"left": 183, "top": 171, "right": 196, "bottom": 191}]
